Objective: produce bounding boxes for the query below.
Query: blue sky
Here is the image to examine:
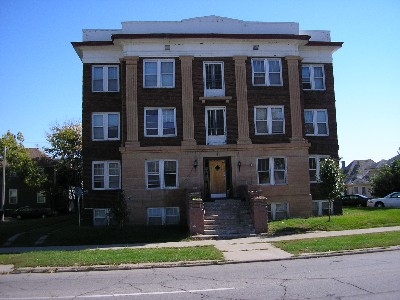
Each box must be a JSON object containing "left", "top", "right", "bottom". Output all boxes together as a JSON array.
[{"left": 1, "top": 0, "right": 399, "bottom": 164}]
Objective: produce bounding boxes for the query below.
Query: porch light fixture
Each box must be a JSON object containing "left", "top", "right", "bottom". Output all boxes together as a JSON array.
[
  {"left": 238, "top": 161, "right": 241, "bottom": 172},
  {"left": 193, "top": 159, "right": 198, "bottom": 170}
]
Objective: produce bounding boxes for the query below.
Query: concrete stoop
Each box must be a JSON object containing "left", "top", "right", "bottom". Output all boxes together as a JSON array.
[{"left": 193, "top": 199, "right": 255, "bottom": 240}]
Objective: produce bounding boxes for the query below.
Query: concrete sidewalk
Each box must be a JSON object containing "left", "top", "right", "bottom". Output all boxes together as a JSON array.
[{"left": 1, "top": 226, "right": 400, "bottom": 274}]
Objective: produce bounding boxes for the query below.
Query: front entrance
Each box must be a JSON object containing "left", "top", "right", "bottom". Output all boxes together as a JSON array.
[{"left": 204, "top": 158, "right": 231, "bottom": 199}]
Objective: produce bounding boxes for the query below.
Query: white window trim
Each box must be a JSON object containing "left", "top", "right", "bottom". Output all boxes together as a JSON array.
[
  {"left": 257, "top": 157, "right": 287, "bottom": 185},
  {"left": 145, "top": 160, "right": 178, "bottom": 190},
  {"left": 92, "top": 161, "right": 121, "bottom": 190},
  {"left": 147, "top": 207, "right": 180, "bottom": 225},
  {"left": 203, "top": 62, "right": 225, "bottom": 97},
  {"left": 143, "top": 59, "right": 175, "bottom": 88},
  {"left": 254, "top": 106, "right": 285, "bottom": 135},
  {"left": 304, "top": 109, "right": 329, "bottom": 136},
  {"left": 92, "top": 65, "right": 119, "bottom": 92},
  {"left": 309, "top": 155, "right": 329, "bottom": 183},
  {"left": 9, "top": 189, "right": 17, "bottom": 204},
  {"left": 302, "top": 64, "right": 325, "bottom": 90},
  {"left": 144, "top": 108, "right": 177, "bottom": 137},
  {"left": 251, "top": 58, "right": 283, "bottom": 86},
  {"left": 92, "top": 112, "right": 120, "bottom": 141},
  {"left": 37, "top": 191, "right": 46, "bottom": 204}
]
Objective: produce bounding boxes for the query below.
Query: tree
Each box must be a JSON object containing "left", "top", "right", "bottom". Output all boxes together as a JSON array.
[
  {"left": 0, "top": 131, "right": 45, "bottom": 189},
  {"left": 319, "top": 158, "right": 345, "bottom": 221},
  {"left": 111, "top": 191, "right": 130, "bottom": 229},
  {"left": 44, "top": 121, "right": 82, "bottom": 210},
  {"left": 371, "top": 159, "right": 400, "bottom": 197}
]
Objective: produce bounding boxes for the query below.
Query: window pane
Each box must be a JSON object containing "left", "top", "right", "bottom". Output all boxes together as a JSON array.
[
  {"left": 161, "top": 74, "right": 173, "bottom": 87},
  {"left": 269, "top": 73, "right": 281, "bottom": 85},
  {"left": 317, "top": 111, "right": 327, "bottom": 122},
  {"left": 164, "top": 161, "right": 177, "bottom": 188},
  {"left": 274, "top": 170, "right": 286, "bottom": 184},
  {"left": 256, "top": 121, "right": 268, "bottom": 134},
  {"left": 258, "top": 171, "right": 270, "bottom": 184},
  {"left": 148, "top": 175, "right": 160, "bottom": 188},
  {"left": 314, "top": 79, "right": 323, "bottom": 89},
  {"left": 93, "top": 163, "right": 104, "bottom": 188},
  {"left": 93, "top": 128, "right": 104, "bottom": 140},
  {"left": 309, "top": 157, "right": 316, "bottom": 170},
  {"left": 268, "top": 60, "right": 280, "bottom": 72},
  {"left": 146, "top": 110, "right": 158, "bottom": 135},
  {"left": 108, "top": 67, "right": 118, "bottom": 91},
  {"left": 161, "top": 62, "right": 173, "bottom": 74},
  {"left": 145, "top": 62, "right": 157, "bottom": 74},
  {"left": 93, "top": 115, "right": 104, "bottom": 140},
  {"left": 274, "top": 158, "right": 285, "bottom": 171},
  {"left": 206, "top": 64, "right": 222, "bottom": 89},
  {"left": 302, "top": 66, "right": 311, "bottom": 89},
  {"left": 304, "top": 111, "right": 313, "bottom": 123},
  {"left": 93, "top": 114, "right": 103, "bottom": 126},
  {"left": 252, "top": 60, "right": 265, "bottom": 72},
  {"left": 144, "top": 62, "right": 157, "bottom": 87},
  {"left": 271, "top": 121, "right": 283, "bottom": 133},
  {"left": 314, "top": 66, "right": 323, "bottom": 77},
  {"left": 256, "top": 108, "right": 267, "bottom": 120},
  {"left": 271, "top": 108, "right": 283, "bottom": 120},
  {"left": 93, "top": 67, "right": 103, "bottom": 80},
  {"left": 271, "top": 108, "right": 284, "bottom": 133},
  {"left": 317, "top": 123, "right": 328, "bottom": 134},
  {"left": 258, "top": 158, "right": 269, "bottom": 172},
  {"left": 108, "top": 114, "right": 119, "bottom": 139},
  {"left": 93, "top": 67, "right": 103, "bottom": 92},
  {"left": 253, "top": 75, "right": 265, "bottom": 85},
  {"left": 108, "top": 162, "right": 119, "bottom": 175}
]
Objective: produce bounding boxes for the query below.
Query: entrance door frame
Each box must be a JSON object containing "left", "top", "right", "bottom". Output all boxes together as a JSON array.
[{"left": 203, "top": 157, "right": 232, "bottom": 200}]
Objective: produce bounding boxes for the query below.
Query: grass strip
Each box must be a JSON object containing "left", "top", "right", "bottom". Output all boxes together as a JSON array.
[
  {"left": 0, "top": 245, "right": 224, "bottom": 268},
  {"left": 268, "top": 208, "right": 400, "bottom": 234},
  {"left": 272, "top": 231, "right": 400, "bottom": 255}
]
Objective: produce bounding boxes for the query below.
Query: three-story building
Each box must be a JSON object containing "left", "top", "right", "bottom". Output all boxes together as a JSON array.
[{"left": 72, "top": 16, "right": 342, "bottom": 227}]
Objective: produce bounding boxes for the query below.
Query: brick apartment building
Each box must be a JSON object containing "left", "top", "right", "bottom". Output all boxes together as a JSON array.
[{"left": 72, "top": 16, "right": 342, "bottom": 229}]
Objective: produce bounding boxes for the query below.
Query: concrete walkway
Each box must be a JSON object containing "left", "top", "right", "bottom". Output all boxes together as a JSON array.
[{"left": 1, "top": 226, "right": 400, "bottom": 274}]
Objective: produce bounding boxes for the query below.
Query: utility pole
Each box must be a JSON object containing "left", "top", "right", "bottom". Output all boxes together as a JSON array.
[{"left": 1, "top": 146, "right": 6, "bottom": 222}]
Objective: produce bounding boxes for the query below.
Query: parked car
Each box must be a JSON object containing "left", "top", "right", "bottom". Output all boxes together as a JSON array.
[
  {"left": 340, "top": 194, "right": 369, "bottom": 207},
  {"left": 11, "top": 206, "right": 53, "bottom": 220},
  {"left": 367, "top": 192, "right": 400, "bottom": 208}
]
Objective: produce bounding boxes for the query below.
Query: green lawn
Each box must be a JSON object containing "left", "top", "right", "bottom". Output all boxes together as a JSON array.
[
  {"left": 0, "top": 246, "right": 224, "bottom": 268},
  {"left": 272, "top": 231, "right": 400, "bottom": 255},
  {"left": 268, "top": 207, "right": 400, "bottom": 235}
]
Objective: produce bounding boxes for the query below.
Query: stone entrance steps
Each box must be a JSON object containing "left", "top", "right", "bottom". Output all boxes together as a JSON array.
[{"left": 194, "top": 199, "right": 255, "bottom": 240}]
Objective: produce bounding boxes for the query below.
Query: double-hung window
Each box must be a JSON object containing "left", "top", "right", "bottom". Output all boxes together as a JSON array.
[
  {"left": 309, "top": 155, "right": 329, "bottom": 182},
  {"left": 9, "top": 189, "right": 17, "bottom": 204},
  {"left": 254, "top": 106, "right": 285, "bottom": 135},
  {"left": 252, "top": 58, "right": 283, "bottom": 86},
  {"left": 92, "top": 113, "right": 120, "bottom": 140},
  {"left": 203, "top": 62, "right": 224, "bottom": 97},
  {"left": 302, "top": 65, "right": 325, "bottom": 90},
  {"left": 145, "top": 108, "right": 176, "bottom": 137},
  {"left": 92, "top": 161, "right": 121, "bottom": 190},
  {"left": 304, "top": 109, "right": 329, "bottom": 136},
  {"left": 143, "top": 59, "right": 175, "bottom": 88},
  {"left": 257, "top": 157, "right": 287, "bottom": 185},
  {"left": 37, "top": 192, "right": 46, "bottom": 204},
  {"left": 146, "top": 160, "right": 178, "bottom": 189},
  {"left": 92, "top": 65, "right": 119, "bottom": 92}
]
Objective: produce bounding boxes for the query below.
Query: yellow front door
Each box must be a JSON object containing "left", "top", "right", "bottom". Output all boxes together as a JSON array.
[{"left": 209, "top": 160, "right": 226, "bottom": 198}]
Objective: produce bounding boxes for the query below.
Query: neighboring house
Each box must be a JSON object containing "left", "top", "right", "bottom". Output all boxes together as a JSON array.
[
  {"left": 343, "top": 154, "right": 400, "bottom": 198},
  {"left": 342, "top": 160, "right": 375, "bottom": 197},
  {"left": 72, "top": 16, "right": 342, "bottom": 228},
  {"left": 3, "top": 148, "right": 53, "bottom": 216}
]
